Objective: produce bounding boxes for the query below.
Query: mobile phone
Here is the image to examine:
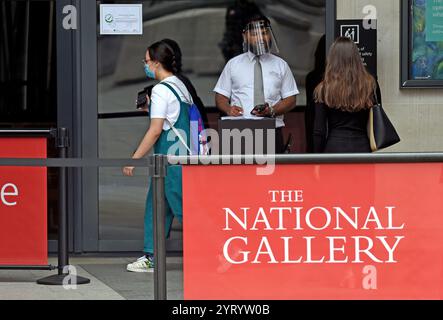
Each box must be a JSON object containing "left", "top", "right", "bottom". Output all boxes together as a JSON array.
[
  {"left": 136, "top": 90, "right": 148, "bottom": 110},
  {"left": 135, "top": 85, "right": 153, "bottom": 110},
  {"left": 251, "top": 104, "right": 267, "bottom": 115}
]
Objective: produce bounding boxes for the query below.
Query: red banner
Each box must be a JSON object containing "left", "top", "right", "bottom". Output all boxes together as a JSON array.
[
  {"left": 183, "top": 163, "right": 443, "bottom": 300},
  {"left": 0, "top": 138, "right": 47, "bottom": 266}
]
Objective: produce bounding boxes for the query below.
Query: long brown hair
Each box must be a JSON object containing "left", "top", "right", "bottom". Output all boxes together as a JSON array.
[{"left": 314, "top": 37, "right": 375, "bottom": 112}]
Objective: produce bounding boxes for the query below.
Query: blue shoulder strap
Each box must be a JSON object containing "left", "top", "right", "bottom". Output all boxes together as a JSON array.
[{"left": 160, "top": 82, "right": 183, "bottom": 104}]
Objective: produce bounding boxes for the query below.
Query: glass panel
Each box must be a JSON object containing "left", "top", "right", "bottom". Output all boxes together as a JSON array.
[
  {"left": 0, "top": 0, "right": 57, "bottom": 127},
  {"left": 0, "top": 0, "right": 58, "bottom": 240},
  {"left": 97, "top": 0, "right": 326, "bottom": 243},
  {"left": 98, "top": 117, "right": 150, "bottom": 241}
]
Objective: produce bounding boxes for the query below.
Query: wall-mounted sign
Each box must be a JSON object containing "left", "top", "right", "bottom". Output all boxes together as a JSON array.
[
  {"left": 100, "top": 4, "right": 143, "bottom": 35},
  {"left": 336, "top": 19, "right": 378, "bottom": 77},
  {"left": 183, "top": 163, "right": 443, "bottom": 299},
  {"left": 0, "top": 138, "right": 47, "bottom": 266},
  {"left": 401, "top": 0, "right": 443, "bottom": 88}
]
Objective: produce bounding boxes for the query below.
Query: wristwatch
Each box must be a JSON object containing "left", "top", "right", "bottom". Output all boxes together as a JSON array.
[{"left": 269, "top": 105, "right": 276, "bottom": 118}]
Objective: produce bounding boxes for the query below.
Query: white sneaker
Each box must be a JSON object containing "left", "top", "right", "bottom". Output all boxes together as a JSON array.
[{"left": 126, "top": 256, "right": 154, "bottom": 273}]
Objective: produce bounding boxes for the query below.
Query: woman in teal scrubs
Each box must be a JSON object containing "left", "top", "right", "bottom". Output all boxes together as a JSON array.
[{"left": 123, "top": 40, "right": 191, "bottom": 273}]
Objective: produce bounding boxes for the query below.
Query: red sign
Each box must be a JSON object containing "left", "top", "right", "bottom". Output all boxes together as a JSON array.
[
  {"left": 0, "top": 138, "right": 47, "bottom": 266},
  {"left": 183, "top": 163, "right": 443, "bottom": 300}
]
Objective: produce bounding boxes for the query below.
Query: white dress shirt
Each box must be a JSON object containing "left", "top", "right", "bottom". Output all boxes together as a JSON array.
[{"left": 214, "top": 51, "right": 299, "bottom": 128}]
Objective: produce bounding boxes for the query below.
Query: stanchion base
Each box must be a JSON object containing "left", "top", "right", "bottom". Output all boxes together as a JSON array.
[{"left": 36, "top": 274, "right": 91, "bottom": 285}]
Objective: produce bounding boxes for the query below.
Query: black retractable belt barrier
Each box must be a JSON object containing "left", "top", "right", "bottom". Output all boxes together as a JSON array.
[
  {"left": 152, "top": 155, "right": 168, "bottom": 300},
  {"left": 37, "top": 128, "right": 90, "bottom": 285},
  {"left": 0, "top": 128, "right": 168, "bottom": 294}
]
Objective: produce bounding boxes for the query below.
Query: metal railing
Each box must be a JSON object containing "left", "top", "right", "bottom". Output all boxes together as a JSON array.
[{"left": 169, "top": 153, "right": 443, "bottom": 165}]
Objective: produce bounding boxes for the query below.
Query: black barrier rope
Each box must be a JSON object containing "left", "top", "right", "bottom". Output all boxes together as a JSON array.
[
  {"left": 0, "top": 158, "right": 156, "bottom": 168},
  {"left": 0, "top": 153, "right": 443, "bottom": 168},
  {"left": 36, "top": 128, "right": 90, "bottom": 286}
]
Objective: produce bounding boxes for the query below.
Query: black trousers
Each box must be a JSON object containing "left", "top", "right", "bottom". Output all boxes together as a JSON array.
[{"left": 275, "top": 127, "right": 285, "bottom": 154}]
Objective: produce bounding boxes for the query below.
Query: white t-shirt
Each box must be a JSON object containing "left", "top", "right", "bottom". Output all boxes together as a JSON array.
[
  {"left": 150, "top": 75, "right": 193, "bottom": 131},
  {"left": 214, "top": 51, "right": 299, "bottom": 128}
]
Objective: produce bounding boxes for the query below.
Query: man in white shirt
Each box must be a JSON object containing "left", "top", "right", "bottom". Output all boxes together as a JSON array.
[{"left": 214, "top": 14, "right": 299, "bottom": 153}]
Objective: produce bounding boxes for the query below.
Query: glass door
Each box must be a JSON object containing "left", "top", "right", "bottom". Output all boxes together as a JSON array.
[{"left": 95, "top": 0, "right": 327, "bottom": 252}]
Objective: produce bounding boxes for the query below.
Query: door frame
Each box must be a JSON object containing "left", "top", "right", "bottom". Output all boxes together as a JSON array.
[{"left": 56, "top": 0, "right": 338, "bottom": 253}]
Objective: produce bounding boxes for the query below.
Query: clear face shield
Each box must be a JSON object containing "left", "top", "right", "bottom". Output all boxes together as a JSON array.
[{"left": 243, "top": 20, "right": 279, "bottom": 56}]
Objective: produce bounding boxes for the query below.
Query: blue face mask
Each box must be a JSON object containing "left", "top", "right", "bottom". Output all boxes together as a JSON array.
[{"left": 144, "top": 63, "right": 155, "bottom": 79}]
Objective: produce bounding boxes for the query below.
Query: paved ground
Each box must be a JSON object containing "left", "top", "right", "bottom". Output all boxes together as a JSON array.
[{"left": 0, "top": 256, "right": 183, "bottom": 300}]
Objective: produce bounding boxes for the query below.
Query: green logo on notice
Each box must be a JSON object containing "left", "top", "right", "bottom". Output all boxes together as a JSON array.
[{"left": 105, "top": 14, "right": 113, "bottom": 23}]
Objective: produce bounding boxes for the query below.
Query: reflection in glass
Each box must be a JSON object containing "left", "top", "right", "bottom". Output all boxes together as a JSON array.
[{"left": 97, "top": 0, "right": 326, "bottom": 244}]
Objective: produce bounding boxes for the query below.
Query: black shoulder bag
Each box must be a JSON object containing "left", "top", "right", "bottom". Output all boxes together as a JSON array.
[{"left": 367, "top": 90, "right": 401, "bottom": 152}]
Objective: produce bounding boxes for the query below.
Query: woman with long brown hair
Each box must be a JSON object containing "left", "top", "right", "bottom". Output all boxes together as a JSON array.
[{"left": 313, "top": 37, "right": 377, "bottom": 153}]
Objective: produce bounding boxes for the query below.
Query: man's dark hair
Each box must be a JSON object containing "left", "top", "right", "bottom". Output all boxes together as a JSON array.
[
  {"left": 314, "top": 34, "right": 326, "bottom": 72},
  {"left": 243, "top": 14, "right": 271, "bottom": 32},
  {"left": 219, "top": 0, "right": 263, "bottom": 62}
]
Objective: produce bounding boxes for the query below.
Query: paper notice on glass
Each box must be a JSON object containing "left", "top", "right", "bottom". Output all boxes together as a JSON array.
[
  {"left": 100, "top": 4, "right": 143, "bottom": 35},
  {"left": 221, "top": 115, "right": 265, "bottom": 121}
]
